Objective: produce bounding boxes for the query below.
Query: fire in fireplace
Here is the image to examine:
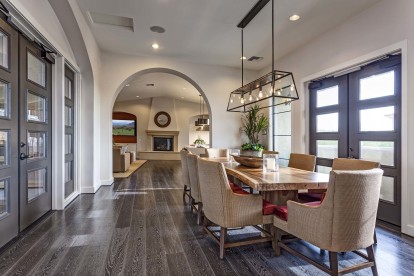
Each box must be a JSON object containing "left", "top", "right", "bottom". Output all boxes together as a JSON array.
[{"left": 153, "top": 137, "right": 173, "bottom": 151}]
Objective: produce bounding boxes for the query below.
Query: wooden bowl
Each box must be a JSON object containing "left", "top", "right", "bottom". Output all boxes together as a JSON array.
[{"left": 232, "top": 155, "right": 263, "bottom": 168}]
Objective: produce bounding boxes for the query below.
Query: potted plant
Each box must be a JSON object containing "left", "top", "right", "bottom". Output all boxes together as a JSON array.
[
  {"left": 194, "top": 137, "right": 206, "bottom": 147},
  {"left": 241, "top": 104, "right": 269, "bottom": 157}
]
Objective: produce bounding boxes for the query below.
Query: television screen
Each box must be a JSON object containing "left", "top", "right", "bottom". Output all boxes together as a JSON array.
[{"left": 112, "top": 119, "right": 136, "bottom": 136}]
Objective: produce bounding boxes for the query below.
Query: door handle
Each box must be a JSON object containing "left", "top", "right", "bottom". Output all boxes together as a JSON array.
[
  {"left": 348, "top": 147, "right": 355, "bottom": 159},
  {"left": 20, "top": 153, "right": 32, "bottom": 160}
]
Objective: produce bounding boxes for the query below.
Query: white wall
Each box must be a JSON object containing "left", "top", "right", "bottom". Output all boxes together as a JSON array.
[
  {"left": 113, "top": 97, "right": 210, "bottom": 151},
  {"left": 98, "top": 51, "right": 258, "bottom": 185},
  {"left": 7, "top": 0, "right": 76, "bottom": 65},
  {"left": 263, "top": 0, "right": 414, "bottom": 235}
]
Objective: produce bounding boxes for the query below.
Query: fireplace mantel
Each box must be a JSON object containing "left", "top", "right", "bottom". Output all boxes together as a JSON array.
[{"left": 146, "top": 130, "right": 179, "bottom": 152}]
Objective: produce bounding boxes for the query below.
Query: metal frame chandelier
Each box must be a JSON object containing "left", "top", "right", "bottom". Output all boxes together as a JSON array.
[{"left": 227, "top": 0, "right": 299, "bottom": 113}]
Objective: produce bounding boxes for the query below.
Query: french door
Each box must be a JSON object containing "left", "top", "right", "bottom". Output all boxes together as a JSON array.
[
  {"left": 0, "top": 16, "right": 19, "bottom": 248},
  {"left": 309, "top": 54, "right": 401, "bottom": 226},
  {"left": 0, "top": 16, "right": 53, "bottom": 247},
  {"left": 19, "top": 35, "right": 53, "bottom": 230}
]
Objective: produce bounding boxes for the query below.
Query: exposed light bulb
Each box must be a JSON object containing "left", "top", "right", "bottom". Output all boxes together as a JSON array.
[
  {"left": 256, "top": 97, "right": 259, "bottom": 101},
  {"left": 230, "top": 98, "right": 233, "bottom": 103},
  {"left": 258, "top": 88, "right": 263, "bottom": 98},
  {"left": 277, "top": 89, "right": 282, "bottom": 96},
  {"left": 290, "top": 84, "right": 295, "bottom": 91},
  {"left": 241, "top": 97, "right": 245, "bottom": 104},
  {"left": 249, "top": 93, "right": 252, "bottom": 101}
]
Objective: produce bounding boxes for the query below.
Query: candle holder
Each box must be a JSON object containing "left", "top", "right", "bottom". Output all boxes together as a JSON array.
[{"left": 263, "top": 153, "right": 279, "bottom": 172}]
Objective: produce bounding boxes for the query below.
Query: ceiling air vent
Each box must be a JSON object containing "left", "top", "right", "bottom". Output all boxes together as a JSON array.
[
  {"left": 248, "top": 56, "right": 264, "bottom": 62},
  {"left": 146, "top": 83, "right": 155, "bottom": 87},
  {"left": 89, "top": 11, "right": 134, "bottom": 31}
]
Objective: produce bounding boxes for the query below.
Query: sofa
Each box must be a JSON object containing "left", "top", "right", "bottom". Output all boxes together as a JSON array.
[{"left": 113, "top": 146, "right": 131, "bottom": 172}]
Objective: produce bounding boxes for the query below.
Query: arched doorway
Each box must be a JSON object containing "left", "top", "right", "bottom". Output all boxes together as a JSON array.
[{"left": 111, "top": 68, "right": 211, "bottom": 165}]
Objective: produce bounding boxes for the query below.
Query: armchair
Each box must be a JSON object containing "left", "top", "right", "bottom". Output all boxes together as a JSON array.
[
  {"left": 180, "top": 149, "right": 192, "bottom": 205},
  {"left": 113, "top": 146, "right": 131, "bottom": 173},
  {"left": 197, "top": 159, "right": 275, "bottom": 259},
  {"left": 273, "top": 169, "right": 383, "bottom": 275}
]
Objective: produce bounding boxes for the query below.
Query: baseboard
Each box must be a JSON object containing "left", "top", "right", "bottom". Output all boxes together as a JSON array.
[
  {"left": 402, "top": 224, "right": 414, "bottom": 237},
  {"left": 101, "top": 177, "right": 114, "bottom": 186},
  {"left": 80, "top": 186, "right": 99, "bottom": 194}
]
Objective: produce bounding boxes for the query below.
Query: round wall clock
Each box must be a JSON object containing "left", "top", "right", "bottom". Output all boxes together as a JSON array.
[{"left": 154, "top": 111, "right": 171, "bottom": 128}]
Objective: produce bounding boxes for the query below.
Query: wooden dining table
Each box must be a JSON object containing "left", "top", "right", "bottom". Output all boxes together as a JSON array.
[{"left": 203, "top": 158, "right": 330, "bottom": 205}]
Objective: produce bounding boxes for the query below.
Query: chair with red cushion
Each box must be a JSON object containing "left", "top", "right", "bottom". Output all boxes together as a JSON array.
[
  {"left": 180, "top": 149, "right": 192, "bottom": 205},
  {"left": 273, "top": 169, "right": 383, "bottom": 275},
  {"left": 197, "top": 158, "right": 274, "bottom": 259}
]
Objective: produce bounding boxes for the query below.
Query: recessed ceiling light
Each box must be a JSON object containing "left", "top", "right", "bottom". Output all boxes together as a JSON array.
[
  {"left": 150, "top": 26, "right": 166, "bottom": 33},
  {"left": 152, "top": 43, "right": 159, "bottom": 49},
  {"left": 240, "top": 56, "right": 247, "bottom": 60},
  {"left": 125, "top": 84, "right": 130, "bottom": 87},
  {"left": 136, "top": 95, "right": 140, "bottom": 98},
  {"left": 289, "top": 14, "right": 300, "bottom": 21},
  {"left": 181, "top": 97, "right": 184, "bottom": 99}
]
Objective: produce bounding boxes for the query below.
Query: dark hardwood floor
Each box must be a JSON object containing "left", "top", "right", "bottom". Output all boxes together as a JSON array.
[{"left": 1, "top": 160, "right": 413, "bottom": 275}]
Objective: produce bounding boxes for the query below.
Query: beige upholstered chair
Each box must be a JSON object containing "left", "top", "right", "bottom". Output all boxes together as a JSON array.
[
  {"left": 288, "top": 153, "right": 316, "bottom": 172},
  {"left": 180, "top": 149, "right": 192, "bottom": 205},
  {"left": 113, "top": 146, "right": 131, "bottom": 172},
  {"left": 187, "top": 153, "right": 203, "bottom": 224},
  {"left": 332, "top": 158, "right": 380, "bottom": 170},
  {"left": 197, "top": 159, "right": 274, "bottom": 259},
  {"left": 273, "top": 169, "right": 383, "bottom": 275},
  {"left": 206, "top": 148, "right": 229, "bottom": 159}
]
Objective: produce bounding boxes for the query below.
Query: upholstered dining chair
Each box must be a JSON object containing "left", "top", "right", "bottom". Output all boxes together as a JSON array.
[
  {"left": 206, "top": 148, "right": 229, "bottom": 159},
  {"left": 332, "top": 158, "right": 380, "bottom": 171},
  {"left": 273, "top": 169, "right": 383, "bottom": 275},
  {"left": 180, "top": 149, "right": 192, "bottom": 205},
  {"left": 288, "top": 153, "right": 316, "bottom": 172},
  {"left": 186, "top": 153, "right": 203, "bottom": 224},
  {"left": 197, "top": 158, "right": 275, "bottom": 259}
]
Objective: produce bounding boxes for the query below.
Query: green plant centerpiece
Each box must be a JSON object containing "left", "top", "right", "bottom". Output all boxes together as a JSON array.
[
  {"left": 194, "top": 137, "right": 206, "bottom": 147},
  {"left": 241, "top": 104, "right": 269, "bottom": 157}
]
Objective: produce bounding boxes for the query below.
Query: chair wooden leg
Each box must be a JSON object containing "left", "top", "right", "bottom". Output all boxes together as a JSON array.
[
  {"left": 182, "top": 185, "right": 187, "bottom": 205},
  {"left": 197, "top": 203, "right": 203, "bottom": 225},
  {"left": 366, "top": 245, "right": 378, "bottom": 276},
  {"left": 374, "top": 230, "right": 378, "bottom": 244},
  {"left": 271, "top": 227, "right": 282, "bottom": 256},
  {"left": 329, "top": 251, "right": 339, "bottom": 276},
  {"left": 219, "top": 227, "right": 227, "bottom": 259},
  {"left": 189, "top": 196, "right": 193, "bottom": 209}
]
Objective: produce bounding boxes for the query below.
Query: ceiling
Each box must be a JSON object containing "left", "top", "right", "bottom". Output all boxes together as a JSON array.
[
  {"left": 78, "top": 0, "right": 381, "bottom": 71},
  {"left": 78, "top": 0, "right": 381, "bottom": 103},
  {"left": 115, "top": 72, "right": 202, "bottom": 103}
]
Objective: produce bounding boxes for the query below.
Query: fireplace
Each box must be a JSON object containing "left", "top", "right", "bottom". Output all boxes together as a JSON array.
[
  {"left": 146, "top": 130, "right": 179, "bottom": 152},
  {"left": 153, "top": 137, "right": 174, "bottom": 151}
]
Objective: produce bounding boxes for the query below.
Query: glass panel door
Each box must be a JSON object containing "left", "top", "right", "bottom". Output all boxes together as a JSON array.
[
  {"left": 348, "top": 55, "right": 401, "bottom": 225},
  {"left": 0, "top": 19, "right": 19, "bottom": 248},
  {"left": 309, "top": 54, "right": 402, "bottom": 226},
  {"left": 309, "top": 75, "right": 348, "bottom": 170},
  {"left": 19, "top": 34, "right": 53, "bottom": 231},
  {"left": 64, "top": 66, "right": 75, "bottom": 198}
]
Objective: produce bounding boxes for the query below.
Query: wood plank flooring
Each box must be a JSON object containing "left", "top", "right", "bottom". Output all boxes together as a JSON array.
[{"left": 1, "top": 160, "right": 414, "bottom": 275}]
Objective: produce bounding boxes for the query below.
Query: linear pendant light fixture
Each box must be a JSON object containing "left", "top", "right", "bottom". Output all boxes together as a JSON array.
[
  {"left": 195, "top": 95, "right": 209, "bottom": 126},
  {"left": 227, "top": 0, "right": 299, "bottom": 112}
]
